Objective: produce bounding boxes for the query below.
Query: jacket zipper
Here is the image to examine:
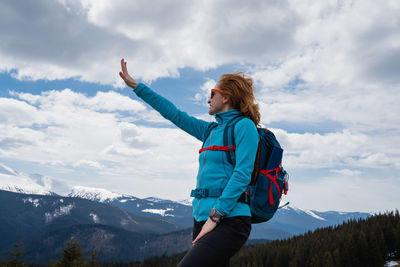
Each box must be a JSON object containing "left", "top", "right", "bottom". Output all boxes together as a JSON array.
[
  {"left": 197, "top": 117, "right": 223, "bottom": 220},
  {"left": 197, "top": 130, "right": 213, "bottom": 220}
]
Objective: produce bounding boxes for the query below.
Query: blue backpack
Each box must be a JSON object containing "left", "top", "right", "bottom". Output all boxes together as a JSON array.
[{"left": 202, "top": 116, "right": 289, "bottom": 224}]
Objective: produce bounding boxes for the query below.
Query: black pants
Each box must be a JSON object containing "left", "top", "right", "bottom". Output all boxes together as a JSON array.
[{"left": 178, "top": 216, "right": 251, "bottom": 267}]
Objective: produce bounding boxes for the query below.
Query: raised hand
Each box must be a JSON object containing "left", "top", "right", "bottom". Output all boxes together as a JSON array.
[{"left": 119, "top": 58, "right": 139, "bottom": 90}]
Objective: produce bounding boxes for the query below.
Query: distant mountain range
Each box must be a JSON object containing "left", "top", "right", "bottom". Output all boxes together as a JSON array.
[
  {"left": 68, "top": 184, "right": 372, "bottom": 240},
  {"left": 0, "top": 189, "right": 189, "bottom": 263},
  {"left": 69, "top": 185, "right": 194, "bottom": 229},
  {"left": 0, "top": 162, "right": 373, "bottom": 263}
]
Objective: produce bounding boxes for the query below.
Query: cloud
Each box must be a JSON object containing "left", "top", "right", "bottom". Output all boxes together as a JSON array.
[
  {"left": 73, "top": 160, "right": 105, "bottom": 169},
  {"left": 0, "top": 88, "right": 201, "bottom": 199},
  {"left": 0, "top": 0, "right": 147, "bottom": 85},
  {"left": 193, "top": 79, "right": 216, "bottom": 106},
  {"left": 0, "top": 98, "right": 39, "bottom": 126},
  {"left": 0, "top": 0, "right": 399, "bottom": 210},
  {"left": 1, "top": 0, "right": 398, "bottom": 94},
  {"left": 273, "top": 128, "right": 400, "bottom": 169},
  {"left": 288, "top": 172, "right": 400, "bottom": 212},
  {"left": 0, "top": 0, "right": 302, "bottom": 84},
  {"left": 249, "top": 0, "right": 400, "bottom": 132},
  {"left": 330, "top": 169, "right": 361, "bottom": 177}
]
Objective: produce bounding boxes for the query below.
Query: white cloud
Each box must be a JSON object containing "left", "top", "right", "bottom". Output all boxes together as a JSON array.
[
  {"left": 193, "top": 79, "right": 217, "bottom": 106},
  {"left": 0, "top": 98, "right": 39, "bottom": 126},
  {"left": 288, "top": 172, "right": 400, "bottom": 212},
  {"left": 0, "top": 0, "right": 399, "bottom": 211},
  {"left": 273, "top": 128, "right": 400, "bottom": 169},
  {"left": 330, "top": 169, "right": 361, "bottom": 177},
  {"left": 0, "top": 88, "right": 202, "bottom": 199},
  {"left": 73, "top": 160, "right": 104, "bottom": 169},
  {"left": 250, "top": 0, "right": 400, "bottom": 131},
  {"left": 0, "top": 0, "right": 302, "bottom": 84},
  {"left": 0, "top": 0, "right": 398, "bottom": 87}
]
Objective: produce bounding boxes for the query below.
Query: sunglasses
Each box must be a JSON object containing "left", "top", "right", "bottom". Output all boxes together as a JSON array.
[{"left": 210, "top": 88, "right": 223, "bottom": 98}]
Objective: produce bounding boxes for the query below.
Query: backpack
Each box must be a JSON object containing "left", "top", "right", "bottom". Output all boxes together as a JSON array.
[{"left": 201, "top": 116, "right": 289, "bottom": 224}]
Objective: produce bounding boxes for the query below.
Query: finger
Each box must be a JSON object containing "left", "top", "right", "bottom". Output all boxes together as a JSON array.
[
  {"left": 121, "top": 58, "right": 125, "bottom": 72},
  {"left": 121, "top": 59, "right": 128, "bottom": 75},
  {"left": 192, "top": 231, "right": 205, "bottom": 244},
  {"left": 192, "top": 235, "right": 200, "bottom": 244}
]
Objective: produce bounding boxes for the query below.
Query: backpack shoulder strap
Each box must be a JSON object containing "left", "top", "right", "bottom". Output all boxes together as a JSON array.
[{"left": 223, "top": 115, "right": 245, "bottom": 166}]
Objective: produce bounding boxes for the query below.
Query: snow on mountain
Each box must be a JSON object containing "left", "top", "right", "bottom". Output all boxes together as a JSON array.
[
  {"left": 23, "top": 197, "right": 41, "bottom": 208},
  {"left": 68, "top": 185, "right": 133, "bottom": 202},
  {"left": 44, "top": 204, "right": 75, "bottom": 223},
  {"left": 176, "top": 198, "right": 193, "bottom": 206},
  {"left": 143, "top": 197, "right": 166, "bottom": 203},
  {"left": 144, "top": 197, "right": 192, "bottom": 207},
  {"left": 142, "top": 208, "right": 174, "bottom": 216},
  {"left": 0, "top": 163, "right": 54, "bottom": 195},
  {"left": 284, "top": 206, "right": 327, "bottom": 221},
  {"left": 302, "top": 209, "right": 327, "bottom": 221}
]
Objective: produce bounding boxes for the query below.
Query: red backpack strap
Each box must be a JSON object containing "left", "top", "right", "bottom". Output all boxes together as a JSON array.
[{"left": 260, "top": 165, "right": 282, "bottom": 205}]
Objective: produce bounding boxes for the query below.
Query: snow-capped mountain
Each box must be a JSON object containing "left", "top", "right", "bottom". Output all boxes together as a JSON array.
[
  {"left": 0, "top": 162, "right": 373, "bottom": 240},
  {"left": 250, "top": 205, "right": 372, "bottom": 239},
  {"left": 175, "top": 198, "right": 193, "bottom": 206},
  {"left": 68, "top": 188, "right": 192, "bottom": 207},
  {"left": 68, "top": 185, "right": 135, "bottom": 202},
  {"left": 0, "top": 189, "right": 186, "bottom": 263},
  {"left": 63, "top": 185, "right": 372, "bottom": 239},
  {"left": 0, "top": 163, "right": 56, "bottom": 195},
  {"left": 67, "top": 185, "right": 193, "bottom": 228},
  {"left": 144, "top": 196, "right": 192, "bottom": 207}
]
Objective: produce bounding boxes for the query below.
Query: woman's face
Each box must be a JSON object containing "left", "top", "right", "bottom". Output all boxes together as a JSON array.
[{"left": 208, "top": 82, "right": 230, "bottom": 115}]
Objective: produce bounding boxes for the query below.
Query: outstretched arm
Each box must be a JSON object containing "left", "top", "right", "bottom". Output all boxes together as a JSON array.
[{"left": 119, "top": 58, "right": 212, "bottom": 141}]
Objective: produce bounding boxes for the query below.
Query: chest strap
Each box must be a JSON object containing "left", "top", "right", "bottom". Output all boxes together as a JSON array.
[{"left": 199, "top": 145, "right": 236, "bottom": 154}]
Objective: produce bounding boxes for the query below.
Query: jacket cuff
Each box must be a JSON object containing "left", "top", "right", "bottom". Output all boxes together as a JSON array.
[
  {"left": 134, "top": 82, "right": 147, "bottom": 95},
  {"left": 213, "top": 204, "right": 227, "bottom": 217}
]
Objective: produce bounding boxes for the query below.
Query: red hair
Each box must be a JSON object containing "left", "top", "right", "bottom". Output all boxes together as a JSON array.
[{"left": 218, "top": 72, "right": 260, "bottom": 126}]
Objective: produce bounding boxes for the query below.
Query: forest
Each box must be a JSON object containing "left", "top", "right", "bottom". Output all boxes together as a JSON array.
[{"left": 2, "top": 210, "right": 399, "bottom": 267}]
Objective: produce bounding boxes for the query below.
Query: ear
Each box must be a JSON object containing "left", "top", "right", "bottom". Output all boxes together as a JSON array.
[{"left": 222, "top": 95, "right": 231, "bottom": 104}]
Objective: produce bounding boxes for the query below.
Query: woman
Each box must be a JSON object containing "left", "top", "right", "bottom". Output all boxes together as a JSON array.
[{"left": 119, "top": 58, "right": 260, "bottom": 267}]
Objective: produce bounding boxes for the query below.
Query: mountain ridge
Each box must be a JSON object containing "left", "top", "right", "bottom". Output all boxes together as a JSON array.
[{"left": 0, "top": 162, "right": 373, "bottom": 240}]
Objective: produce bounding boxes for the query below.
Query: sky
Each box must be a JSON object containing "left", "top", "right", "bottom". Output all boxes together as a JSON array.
[{"left": 0, "top": 0, "right": 399, "bottom": 213}]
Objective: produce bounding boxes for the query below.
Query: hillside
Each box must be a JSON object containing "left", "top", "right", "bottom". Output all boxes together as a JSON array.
[
  {"left": 128, "top": 211, "right": 400, "bottom": 267},
  {"left": 0, "top": 190, "right": 184, "bottom": 262},
  {"left": 23, "top": 224, "right": 192, "bottom": 264}
]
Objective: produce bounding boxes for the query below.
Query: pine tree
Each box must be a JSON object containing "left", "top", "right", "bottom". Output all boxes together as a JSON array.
[
  {"left": 51, "top": 239, "right": 86, "bottom": 267},
  {"left": 87, "top": 252, "right": 100, "bottom": 267},
  {"left": 2, "top": 237, "right": 26, "bottom": 267}
]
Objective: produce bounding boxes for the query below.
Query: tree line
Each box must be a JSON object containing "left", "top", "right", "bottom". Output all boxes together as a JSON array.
[
  {"left": 128, "top": 210, "right": 400, "bottom": 267},
  {"left": 1, "top": 210, "right": 399, "bottom": 266}
]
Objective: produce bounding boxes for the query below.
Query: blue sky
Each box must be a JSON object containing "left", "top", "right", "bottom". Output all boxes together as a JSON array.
[{"left": 0, "top": 0, "right": 399, "bottom": 213}]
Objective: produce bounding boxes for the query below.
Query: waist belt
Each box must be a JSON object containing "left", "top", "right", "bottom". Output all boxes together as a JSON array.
[{"left": 190, "top": 188, "right": 224, "bottom": 199}]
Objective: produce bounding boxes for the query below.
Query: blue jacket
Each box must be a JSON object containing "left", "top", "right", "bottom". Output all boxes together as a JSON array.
[{"left": 134, "top": 83, "right": 259, "bottom": 222}]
